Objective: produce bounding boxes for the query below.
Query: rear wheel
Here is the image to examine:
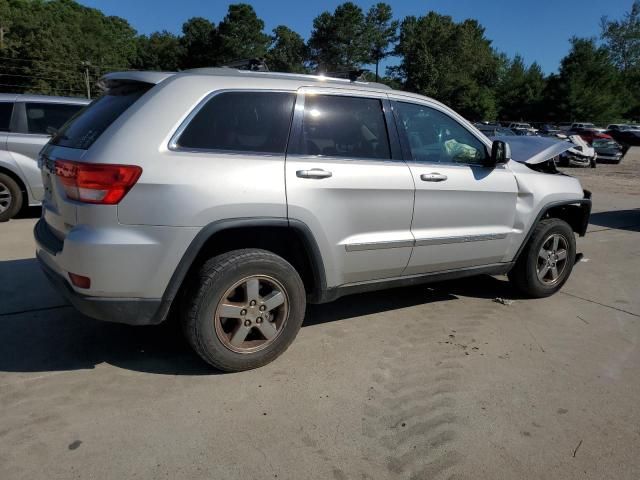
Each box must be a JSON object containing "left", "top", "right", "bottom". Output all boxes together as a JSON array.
[
  {"left": 0, "top": 173, "right": 23, "bottom": 222},
  {"left": 508, "top": 218, "right": 576, "bottom": 298},
  {"left": 181, "top": 249, "right": 306, "bottom": 372}
]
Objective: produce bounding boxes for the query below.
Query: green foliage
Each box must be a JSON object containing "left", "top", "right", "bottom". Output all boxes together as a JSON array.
[
  {"left": 265, "top": 26, "right": 308, "bottom": 73},
  {"left": 217, "top": 3, "right": 270, "bottom": 63},
  {"left": 601, "top": 0, "right": 640, "bottom": 71},
  {"left": 601, "top": 0, "right": 640, "bottom": 120},
  {"left": 134, "top": 31, "right": 183, "bottom": 71},
  {"left": 364, "top": 3, "right": 398, "bottom": 80},
  {"left": 1, "top": 0, "right": 137, "bottom": 96},
  {"left": 391, "top": 13, "right": 500, "bottom": 120},
  {"left": 550, "top": 37, "right": 624, "bottom": 124},
  {"left": 0, "top": 0, "right": 636, "bottom": 123},
  {"left": 179, "top": 17, "right": 219, "bottom": 69},
  {"left": 496, "top": 55, "right": 546, "bottom": 121},
  {"left": 308, "top": 2, "right": 370, "bottom": 72}
]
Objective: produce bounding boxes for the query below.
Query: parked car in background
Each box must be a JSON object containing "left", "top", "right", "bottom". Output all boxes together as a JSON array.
[
  {"left": 559, "top": 135, "right": 597, "bottom": 168},
  {"left": 557, "top": 122, "right": 573, "bottom": 131},
  {"left": 592, "top": 139, "right": 625, "bottom": 163},
  {"left": 606, "top": 124, "right": 636, "bottom": 131},
  {"left": 34, "top": 68, "right": 590, "bottom": 372},
  {"left": 0, "top": 94, "right": 89, "bottom": 221},
  {"left": 568, "top": 127, "right": 612, "bottom": 144},
  {"left": 570, "top": 122, "right": 595, "bottom": 130},
  {"left": 538, "top": 125, "right": 567, "bottom": 138},
  {"left": 475, "top": 123, "right": 516, "bottom": 137},
  {"left": 605, "top": 125, "right": 640, "bottom": 147},
  {"left": 508, "top": 122, "right": 537, "bottom": 134}
]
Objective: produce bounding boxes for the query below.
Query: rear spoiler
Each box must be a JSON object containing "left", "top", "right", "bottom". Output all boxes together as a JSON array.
[{"left": 98, "top": 71, "right": 176, "bottom": 90}]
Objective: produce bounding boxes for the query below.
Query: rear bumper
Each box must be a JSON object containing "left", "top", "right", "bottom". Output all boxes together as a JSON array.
[
  {"left": 37, "top": 250, "right": 163, "bottom": 325},
  {"left": 33, "top": 217, "right": 182, "bottom": 325}
]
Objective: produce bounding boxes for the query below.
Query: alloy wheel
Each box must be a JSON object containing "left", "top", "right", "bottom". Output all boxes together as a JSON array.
[
  {"left": 214, "top": 275, "right": 289, "bottom": 354},
  {"left": 536, "top": 233, "right": 569, "bottom": 285},
  {"left": 0, "top": 181, "right": 12, "bottom": 214}
]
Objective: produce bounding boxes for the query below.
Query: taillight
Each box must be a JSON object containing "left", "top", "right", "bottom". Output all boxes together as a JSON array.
[{"left": 55, "top": 160, "right": 142, "bottom": 204}]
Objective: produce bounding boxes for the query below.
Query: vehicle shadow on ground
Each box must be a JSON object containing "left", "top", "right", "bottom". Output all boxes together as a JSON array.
[
  {"left": 589, "top": 209, "right": 640, "bottom": 232},
  {"left": 14, "top": 206, "right": 42, "bottom": 219},
  {"left": 0, "top": 257, "right": 519, "bottom": 376}
]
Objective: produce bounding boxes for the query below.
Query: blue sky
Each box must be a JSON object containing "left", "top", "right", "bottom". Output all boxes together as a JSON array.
[{"left": 79, "top": 0, "right": 632, "bottom": 74}]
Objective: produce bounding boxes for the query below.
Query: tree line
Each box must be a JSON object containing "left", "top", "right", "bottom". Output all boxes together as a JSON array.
[{"left": 0, "top": 0, "right": 638, "bottom": 124}]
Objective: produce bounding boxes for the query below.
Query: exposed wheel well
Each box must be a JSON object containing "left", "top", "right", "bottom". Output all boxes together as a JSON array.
[
  {"left": 0, "top": 165, "right": 28, "bottom": 197},
  {"left": 543, "top": 203, "right": 590, "bottom": 237},
  {"left": 181, "top": 225, "right": 320, "bottom": 300},
  {"left": 0, "top": 165, "right": 29, "bottom": 214}
]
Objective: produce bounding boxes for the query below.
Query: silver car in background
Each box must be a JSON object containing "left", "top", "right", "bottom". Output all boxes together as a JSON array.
[{"left": 0, "top": 94, "right": 89, "bottom": 221}]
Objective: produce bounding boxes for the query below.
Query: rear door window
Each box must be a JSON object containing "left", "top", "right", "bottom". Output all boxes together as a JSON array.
[
  {"left": 25, "top": 103, "right": 85, "bottom": 135},
  {"left": 51, "top": 83, "right": 150, "bottom": 149},
  {"left": 297, "top": 95, "right": 391, "bottom": 159},
  {"left": 175, "top": 91, "right": 295, "bottom": 154},
  {"left": 0, "top": 102, "right": 13, "bottom": 132}
]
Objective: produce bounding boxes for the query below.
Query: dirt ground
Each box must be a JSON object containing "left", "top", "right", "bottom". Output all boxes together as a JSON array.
[
  {"left": 0, "top": 149, "right": 639, "bottom": 480},
  {"left": 560, "top": 147, "right": 640, "bottom": 195}
]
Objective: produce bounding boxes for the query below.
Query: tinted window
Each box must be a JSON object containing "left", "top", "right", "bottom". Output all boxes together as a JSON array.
[
  {"left": 51, "top": 84, "right": 150, "bottom": 149},
  {"left": 26, "top": 103, "right": 84, "bottom": 135},
  {"left": 395, "top": 102, "right": 488, "bottom": 165},
  {"left": 177, "top": 92, "right": 295, "bottom": 154},
  {"left": 299, "top": 95, "right": 390, "bottom": 159},
  {"left": 0, "top": 102, "right": 14, "bottom": 132}
]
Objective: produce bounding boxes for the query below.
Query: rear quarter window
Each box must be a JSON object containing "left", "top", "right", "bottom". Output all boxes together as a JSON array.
[
  {"left": 26, "top": 103, "right": 85, "bottom": 135},
  {"left": 51, "top": 83, "right": 150, "bottom": 150},
  {"left": 174, "top": 91, "right": 295, "bottom": 154}
]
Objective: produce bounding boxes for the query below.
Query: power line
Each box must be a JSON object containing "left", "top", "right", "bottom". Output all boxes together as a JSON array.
[
  {"left": 0, "top": 55, "right": 130, "bottom": 72},
  {"left": 0, "top": 62, "right": 89, "bottom": 77},
  {"left": 0, "top": 71, "right": 84, "bottom": 83},
  {"left": 0, "top": 82, "right": 85, "bottom": 94}
]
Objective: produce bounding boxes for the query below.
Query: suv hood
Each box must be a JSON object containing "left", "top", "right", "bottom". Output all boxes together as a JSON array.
[{"left": 492, "top": 136, "right": 574, "bottom": 164}]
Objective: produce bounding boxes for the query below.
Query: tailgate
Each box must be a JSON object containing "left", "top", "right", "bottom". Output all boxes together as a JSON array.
[
  {"left": 39, "top": 145, "right": 86, "bottom": 237},
  {"left": 39, "top": 79, "right": 155, "bottom": 237}
]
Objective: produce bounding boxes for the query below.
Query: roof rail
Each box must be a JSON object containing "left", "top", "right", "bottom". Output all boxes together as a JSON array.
[
  {"left": 320, "top": 69, "right": 369, "bottom": 82},
  {"left": 221, "top": 58, "right": 269, "bottom": 72}
]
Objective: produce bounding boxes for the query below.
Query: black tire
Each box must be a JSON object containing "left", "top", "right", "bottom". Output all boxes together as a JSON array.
[
  {"left": 0, "top": 173, "right": 23, "bottom": 222},
  {"left": 508, "top": 218, "right": 576, "bottom": 298},
  {"left": 181, "top": 249, "right": 306, "bottom": 372}
]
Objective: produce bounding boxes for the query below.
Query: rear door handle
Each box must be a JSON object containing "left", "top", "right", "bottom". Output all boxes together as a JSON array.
[
  {"left": 420, "top": 172, "right": 448, "bottom": 182},
  {"left": 296, "top": 168, "right": 332, "bottom": 179}
]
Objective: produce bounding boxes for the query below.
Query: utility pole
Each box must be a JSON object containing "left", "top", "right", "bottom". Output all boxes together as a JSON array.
[
  {"left": 81, "top": 61, "right": 91, "bottom": 99},
  {"left": 0, "top": 26, "right": 6, "bottom": 50}
]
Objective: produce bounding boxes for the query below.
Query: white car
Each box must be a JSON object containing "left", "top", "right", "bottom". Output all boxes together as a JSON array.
[{"left": 559, "top": 135, "right": 597, "bottom": 168}]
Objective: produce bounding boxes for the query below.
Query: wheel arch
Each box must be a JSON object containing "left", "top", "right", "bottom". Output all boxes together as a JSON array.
[
  {"left": 513, "top": 192, "right": 592, "bottom": 263},
  {"left": 153, "top": 218, "right": 327, "bottom": 324},
  {"left": 0, "top": 163, "right": 28, "bottom": 199}
]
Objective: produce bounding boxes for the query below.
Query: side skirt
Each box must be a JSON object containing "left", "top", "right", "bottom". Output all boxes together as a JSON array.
[{"left": 314, "top": 262, "right": 514, "bottom": 304}]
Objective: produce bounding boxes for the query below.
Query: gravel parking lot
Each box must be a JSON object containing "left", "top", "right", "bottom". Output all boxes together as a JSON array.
[{"left": 1, "top": 150, "right": 639, "bottom": 480}]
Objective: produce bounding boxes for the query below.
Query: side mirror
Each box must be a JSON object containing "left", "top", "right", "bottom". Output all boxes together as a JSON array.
[{"left": 490, "top": 140, "right": 511, "bottom": 165}]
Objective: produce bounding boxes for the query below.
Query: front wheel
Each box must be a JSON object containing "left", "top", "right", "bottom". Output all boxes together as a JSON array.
[
  {"left": 508, "top": 218, "right": 576, "bottom": 298},
  {"left": 181, "top": 249, "right": 306, "bottom": 372}
]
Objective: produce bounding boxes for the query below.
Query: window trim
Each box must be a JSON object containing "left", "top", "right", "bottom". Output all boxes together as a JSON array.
[
  {"left": 13, "top": 101, "right": 86, "bottom": 136},
  {"left": 390, "top": 98, "right": 492, "bottom": 167},
  {"left": 0, "top": 101, "right": 15, "bottom": 133},
  {"left": 168, "top": 89, "right": 297, "bottom": 156},
  {"left": 288, "top": 90, "right": 401, "bottom": 162}
]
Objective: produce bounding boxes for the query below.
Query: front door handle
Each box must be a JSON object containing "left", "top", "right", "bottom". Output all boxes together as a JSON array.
[
  {"left": 420, "top": 172, "right": 448, "bottom": 182},
  {"left": 296, "top": 168, "right": 333, "bottom": 179}
]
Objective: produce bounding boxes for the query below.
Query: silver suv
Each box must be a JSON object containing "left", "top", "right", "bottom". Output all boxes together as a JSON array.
[
  {"left": 34, "top": 69, "right": 591, "bottom": 371},
  {"left": 0, "top": 94, "right": 89, "bottom": 221}
]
